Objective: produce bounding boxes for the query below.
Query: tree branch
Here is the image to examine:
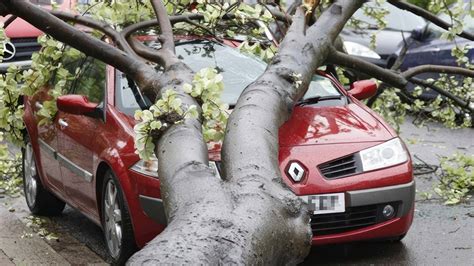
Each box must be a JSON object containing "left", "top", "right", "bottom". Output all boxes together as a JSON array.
[
  {"left": 410, "top": 77, "right": 473, "bottom": 112},
  {"left": 1, "top": 0, "right": 158, "bottom": 95},
  {"left": 326, "top": 48, "right": 473, "bottom": 113},
  {"left": 120, "top": 14, "right": 204, "bottom": 39},
  {"left": 326, "top": 47, "right": 408, "bottom": 88},
  {"left": 127, "top": 37, "right": 173, "bottom": 67},
  {"left": 402, "top": 65, "right": 474, "bottom": 79},
  {"left": 388, "top": 0, "right": 474, "bottom": 41},
  {"left": 3, "top": 15, "right": 17, "bottom": 28},
  {"left": 50, "top": 10, "right": 137, "bottom": 56},
  {"left": 150, "top": 0, "right": 175, "bottom": 52}
]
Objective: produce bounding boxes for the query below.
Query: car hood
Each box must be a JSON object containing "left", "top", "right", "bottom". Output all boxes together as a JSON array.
[
  {"left": 120, "top": 102, "right": 395, "bottom": 150},
  {"left": 341, "top": 29, "right": 409, "bottom": 57},
  {"left": 0, "top": 16, "right": 42, "bottom": 38},
  {"left": 279, "top": 103, "right": 394, "bottom": 147},
  {"left": 409, "top": 37, "right": 473, "bottom": 54}
]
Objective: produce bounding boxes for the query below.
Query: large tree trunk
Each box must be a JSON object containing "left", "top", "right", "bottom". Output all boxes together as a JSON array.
[{"left": 127, "top": 2, "right": 365, "bottom": 264}]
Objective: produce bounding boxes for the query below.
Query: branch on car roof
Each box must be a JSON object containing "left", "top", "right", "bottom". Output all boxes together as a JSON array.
[
  {"left": 1, "top": 0, "right": 159, "bottom": 96},
  {"left": 50, "top": 10, "right": 138, "bottom": 57},
  {"left": 410, "top": 77, "right": 474, "bottom": 112},
  {"left": 150, "top": 0, "right": 175, "bottom": 53},
  {"left": 258, "top": 1, "right": 293, "bottom": 24},
  {"left": 387, "top": 0, "right": 474, "bottom": 41},
  {"left": 326, "top": 47, "right": 408, "bottom": 88},
  {"left": 127, "top": 37, "right": 180, "bottom": 68},
  {"left": 402, "top": 65, "right": 474, "bottom": 79},
  {"left": 120, "top": 14, "right": 204, "bottom": 39}
]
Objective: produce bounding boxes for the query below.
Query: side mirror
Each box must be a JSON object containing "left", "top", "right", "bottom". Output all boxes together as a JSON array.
[
  {"left": 57, "top": 95, "right": 100, "bottom": 117},
  {"left": 348, "top": 80, "right": 378, "bottom": 100},
  {"left": 411, "top": 26, "right": 426, "bottom": 41}
]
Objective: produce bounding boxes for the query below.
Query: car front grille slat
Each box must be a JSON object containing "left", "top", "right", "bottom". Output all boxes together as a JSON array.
[
  {"left": 3, "top": 38, "right": 41, "bottom": 62},
  {"left": 312, "top": 221, "right": 376, "bottom": 233},
  {"left": 311, "top": 215, "right": 377, "bottom": 226},
  {"left": 310, "top": 203, "right": 399, "bottom": 236},
  {"left": 318, "top": 154, "right": 362, "bottom": 179}
]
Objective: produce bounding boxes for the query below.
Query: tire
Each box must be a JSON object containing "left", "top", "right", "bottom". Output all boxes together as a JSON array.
[
  {"left": 101, "top": 170, "right": 136, "bottom": 265},
  {"left": 388, "top": 233, "right": 406, "bottom": 243},
  {"left": 22, "top": 136, "right": 65, "bottom": 216}
]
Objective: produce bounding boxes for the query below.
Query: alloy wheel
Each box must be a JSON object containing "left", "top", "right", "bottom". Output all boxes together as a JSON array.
[
  {"left": 24, "top": 142, "right": 38, "bottom": 207},
  {"left": 104, "top": 179, "right": 123, "bottom": 258}
]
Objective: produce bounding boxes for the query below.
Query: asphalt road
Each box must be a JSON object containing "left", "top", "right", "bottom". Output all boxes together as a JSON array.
[{"left": 1, "top": 117, "right": 473, "bottom": 265}]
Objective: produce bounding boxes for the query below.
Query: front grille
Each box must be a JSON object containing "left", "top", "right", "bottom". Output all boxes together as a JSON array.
[
  {"left": 4, "top": 38, "right": 41, "bottom": 62},
  {"left": 318, "top": 154, "right": 362, "bottom": 179},
  {"left": 311, "top": 202, "right": 399, "bottom": 236}
]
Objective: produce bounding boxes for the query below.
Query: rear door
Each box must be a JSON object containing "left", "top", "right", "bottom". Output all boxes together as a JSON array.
[{"left": 57, "top": 56, "right": 106, "bottom": 214}]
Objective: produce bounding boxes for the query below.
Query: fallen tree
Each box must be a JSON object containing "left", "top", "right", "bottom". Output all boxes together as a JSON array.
[{"left": 0, "top": 0, "right": 472, "bottom": 264}]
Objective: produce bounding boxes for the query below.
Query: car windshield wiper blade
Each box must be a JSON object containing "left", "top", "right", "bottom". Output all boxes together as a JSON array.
[{"left": 296, "top": 95, "right": 342, "bottom": 106}]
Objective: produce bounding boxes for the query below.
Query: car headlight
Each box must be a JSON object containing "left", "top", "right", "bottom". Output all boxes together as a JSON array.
[
  {"left": 343, "top": 41, "right": 381, "bottom": 59},
  {"left": 209, "top": 161, "right": 222, "bottom": 179},
  {"left": 359, "top": 138, "right": 408, "bottom": 172},
  {"left": 131, "top": 158, "right": 222, "bottom": 179},
  {"left": 130, "top": 155, "right": 158, "bottom": 178}
]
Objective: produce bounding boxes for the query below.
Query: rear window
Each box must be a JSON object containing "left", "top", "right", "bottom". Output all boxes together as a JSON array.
[{"left": 351, "top": 3, "right": 425, "bottom": 31}]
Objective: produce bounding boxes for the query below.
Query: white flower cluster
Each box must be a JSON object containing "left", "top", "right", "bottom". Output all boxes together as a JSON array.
[{"left": 183, "top": 68, "right": 228, "bottom": 142}]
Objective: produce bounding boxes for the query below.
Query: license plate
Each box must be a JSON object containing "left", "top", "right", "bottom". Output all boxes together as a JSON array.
[{"left": 306, "top": 193, "right": 345, "bottom": 214}]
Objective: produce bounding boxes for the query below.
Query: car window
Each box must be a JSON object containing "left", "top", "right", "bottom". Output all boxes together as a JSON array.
[
  {"left": 49, "top": 47, "right": 105, "bottom": 104},
  {"left": 115, "top": 41, "right": 343, "bottom": 116},
  {"left": 428, "top": 5, "right": 474, "bottom": 37},
  {"left": 72, "top": 57, "right": 106, "bottom": 103},
  {"left": 115, "top": 71, "right": 152, "bottom": 116},
  {"left": 350, "top": 3, "right": 425, "bottom": 31}
]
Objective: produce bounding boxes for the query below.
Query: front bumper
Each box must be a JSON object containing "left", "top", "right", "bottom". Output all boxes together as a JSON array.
[
  {"left": 0, "top": 60, "right": 32, "bottom": 73},
  {"left": 312, "top": 180, "right": 415, "bottom": 245}
]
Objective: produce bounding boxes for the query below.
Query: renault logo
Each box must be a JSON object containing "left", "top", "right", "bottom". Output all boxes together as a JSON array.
[{"left": 2, "top": 42, "right": 16, "bottom": 61}]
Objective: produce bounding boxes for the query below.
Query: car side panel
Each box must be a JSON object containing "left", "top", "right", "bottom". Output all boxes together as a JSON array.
[
  {"left": 94, "top": 106, "right": 162, "bottom": 247},
  {"left": 30, "top": 89, "right": 65, "bottom": 196},
  {"left": 57, "top": 111, "right": 99, "bottom": 219}
]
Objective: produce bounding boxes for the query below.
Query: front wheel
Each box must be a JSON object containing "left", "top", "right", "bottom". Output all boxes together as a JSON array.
[
  {"left": 101, "top": 170, "right": 136, "bottom": 265},
  {"left": 22, "top": 137, "right": 65, "bottom": 216}
]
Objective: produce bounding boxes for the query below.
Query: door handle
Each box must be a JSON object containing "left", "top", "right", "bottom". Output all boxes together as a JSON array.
[
  {"left": 35, "top": 102, "right": 43, "bottom": 110},
  {"left": 58, "top": 118, "right": 69, "bottom": 128}
]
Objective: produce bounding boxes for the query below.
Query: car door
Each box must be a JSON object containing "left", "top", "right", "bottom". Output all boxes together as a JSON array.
[
  {"left": 56, "top": 56, "right": 106, "bottom": 213},
  {"left": 32, "top": 88, "right": 63, "bottom": 194}
]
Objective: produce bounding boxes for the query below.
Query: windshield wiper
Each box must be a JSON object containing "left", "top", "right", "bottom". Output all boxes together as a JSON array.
[{"left": 296, "top": 95, "right": 342, "bottom": 106}]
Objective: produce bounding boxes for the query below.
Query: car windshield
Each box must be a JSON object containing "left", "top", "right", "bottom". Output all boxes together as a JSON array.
[
  {"left": 428, "top": 4, "right": 474, "bottom": 37},
  {"left": 350, "top": 3, "right": 425, "bottom": 31},
  {"left": 115, "top": 41, "right": 342, "bottom": 116}
]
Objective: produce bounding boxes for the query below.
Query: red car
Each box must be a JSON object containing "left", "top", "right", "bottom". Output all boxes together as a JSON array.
[{"left": 22, "top": 39, "right": 414, "bottom": 263}]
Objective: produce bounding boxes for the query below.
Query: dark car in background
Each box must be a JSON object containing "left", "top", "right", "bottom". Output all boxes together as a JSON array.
[
  {"left": 341, "top": 2, "right": 426, "bottom": 68},
  {"left": 399, "top": 1, "right": 474, "bottom": 98}
]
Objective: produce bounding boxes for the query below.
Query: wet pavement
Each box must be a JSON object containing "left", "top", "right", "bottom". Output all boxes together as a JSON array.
[{"left": 0, "top": 117, "right": 472, "bottom": 265}]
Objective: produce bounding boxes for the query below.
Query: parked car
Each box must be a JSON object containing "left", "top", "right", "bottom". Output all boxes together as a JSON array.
[
  {"left": 399, "top": 0, "right": 474, "bottom": 99},
  {"left": 341, "top": 2, "right": 426, "bottom": 68},
  {"left": 0, "top": 0, "right": 75, "bottom": 72},
  {"left": 22, "top": 39, "right": 414, "bottom": 264}
]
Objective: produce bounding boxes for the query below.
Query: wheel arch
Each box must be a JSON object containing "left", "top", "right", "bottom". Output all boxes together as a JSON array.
[{"left": 94, "top": 156, "right": 137, "bottom": 230}]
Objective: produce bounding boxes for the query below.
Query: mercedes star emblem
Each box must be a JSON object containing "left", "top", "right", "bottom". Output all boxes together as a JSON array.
[{"left": 2, "top": 42, "right": 16, "bottom": 61}]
